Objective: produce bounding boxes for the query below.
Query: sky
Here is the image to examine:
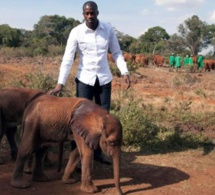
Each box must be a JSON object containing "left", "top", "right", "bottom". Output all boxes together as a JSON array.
[{"left": 0, "top": 0, "right": 215, "bottom": 38}]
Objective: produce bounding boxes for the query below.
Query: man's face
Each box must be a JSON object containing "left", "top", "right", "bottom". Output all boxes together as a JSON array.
[{"left": 83, "top": 5, "right": 98, "bottom": 26}]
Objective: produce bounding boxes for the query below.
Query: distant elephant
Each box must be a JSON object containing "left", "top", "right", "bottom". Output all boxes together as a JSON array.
[
  {"left": 152, "top": 54, "right": 164, "bottom": 67},
  {"left": 10, "top": 95, "right": 123, "bottom": 195},
  {"left": 204, "top": 59, "right": 215, "bottom": 72},
  {"left": 135, "top": 54, "right": 149, "bottom": 67},
  {"left": 0, "top": 86, "right": 44, "bottom": 164},
  {"left": 123, "top": 52, "right": 135, "bottom": 63}
]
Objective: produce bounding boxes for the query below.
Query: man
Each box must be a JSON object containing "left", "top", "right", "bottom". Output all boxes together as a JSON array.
[
  {"left": 188, "top": 55, "right": 194, "bottom": 73},
  {"left": 197, "top": 54, "right": 204, "bottom": 72},
  {"left": 169, "top": 53, "right": 175, "bottom": 72},
  {"left": 183, "top": 55, "right": 189, "bottom": 66},
  {"left": 49, "top": 1, "right": 130, "bottom": 164},
  {"left": 175, "top": 54, "right": 182, "bottom": 72}
]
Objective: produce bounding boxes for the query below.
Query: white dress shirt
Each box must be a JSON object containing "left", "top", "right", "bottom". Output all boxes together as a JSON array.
[{"left": 58, "top": 21, "right": 129, "bottom": 86}]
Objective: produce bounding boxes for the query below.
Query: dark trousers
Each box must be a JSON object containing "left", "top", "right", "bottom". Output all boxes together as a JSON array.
[
  {"left": 75, "top": 77, "right": 112, "bottom": 157},
  {"left": 75, "top": 77, "right": 111, "bottom": 111}
]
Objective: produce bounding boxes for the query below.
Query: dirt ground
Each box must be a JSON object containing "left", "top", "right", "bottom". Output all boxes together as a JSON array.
[{"left": 0, "top": 58, "right": 215, "bottom": 195}]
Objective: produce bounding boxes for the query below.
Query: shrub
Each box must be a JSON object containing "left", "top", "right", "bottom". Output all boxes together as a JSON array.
[
  {"left": 172, "top": 73, "right": 200, "bottom": 87},
  {"left": 111, "top": 94, "right": 160, "bottom": 147},
  {"left": 111, "top": 91, "right": 214, "bottom": 153}
]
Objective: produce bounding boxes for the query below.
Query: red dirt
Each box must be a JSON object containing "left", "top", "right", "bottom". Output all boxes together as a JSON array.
[
  {"left": 1, "top": 58, "right": 215, "bottom": 195},
  {"left": 1, "top": 147, "right": 215, "bottom": 195}
]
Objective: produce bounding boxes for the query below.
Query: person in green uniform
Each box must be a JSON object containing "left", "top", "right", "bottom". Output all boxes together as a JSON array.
[
  {"left": 197, "top": 54, "right": 204, "bottom": 72},
  {"left": 183, "top": 55, "right": 189, "bottom": 72},
  {"left": 169, "top": 53, "right": 175, "bottom": 72},
  {"left": 188, "top": 55, "right": 194, "bottom": 73},
  {"left": 175, "top": 54, "right": 182, "bottom": 72},
  {"left": 184, "top": 55, "right": 189, "bottom": 66}
]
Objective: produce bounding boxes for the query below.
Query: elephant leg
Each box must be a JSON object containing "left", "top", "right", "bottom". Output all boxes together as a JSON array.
[
  {"left": 57, "top": 142, "right": 64, "bottom": 172},
  {"left": 73, "top": 133, "right": 98, "bottom": 193},
  {"left": 62, "top": 147, "right": 80, "bottom": 184},
  {"left": 11, "top": 121, "right": 38, "bottom": 188},
  {"left": 10, "top": 143, "right": 33, "bottom": 188},
  {"left": 24, "top": 154, "right": 34, "bottom": 174},
  {"left": 43, "top": 151, "right": 52, "bottom": 167},
  {"left": 0, "top": 125, "right": 5, "bottom": 164},
  {"left": 32, "top": 146, "right": 50, "bottom": 182},
  {"left": 5, "top": 126, "right": 18, "bottom": 161},
  {"left": 0, "top": 157, "right": 4, "bottom": 165}
]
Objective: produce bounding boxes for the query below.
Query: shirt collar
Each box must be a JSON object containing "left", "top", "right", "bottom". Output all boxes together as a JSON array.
[{"left": 83, "top": 20, "right": 104, "bottom": 32}]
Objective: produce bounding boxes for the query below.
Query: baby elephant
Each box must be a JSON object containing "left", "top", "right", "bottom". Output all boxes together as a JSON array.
[
  {"left": 0, "top": 86, "right": 44, "bottom": 164},
  {"left": 11, "top": 95, "right": 123, "bottom": 195}
]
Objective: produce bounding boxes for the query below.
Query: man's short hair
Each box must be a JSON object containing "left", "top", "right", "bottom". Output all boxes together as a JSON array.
[{"left": 83, "top": 1, "right": 98, "bottom": 11}]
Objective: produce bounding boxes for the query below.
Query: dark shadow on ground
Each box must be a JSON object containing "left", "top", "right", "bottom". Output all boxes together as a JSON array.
[{"left": 94, "top": 152, "right": 189, "bottom": 194}]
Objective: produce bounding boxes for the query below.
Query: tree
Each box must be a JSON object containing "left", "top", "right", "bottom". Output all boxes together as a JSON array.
[
  {"left": 138, "top": 26, "right": 170, "bottom": 54},
  {"left": 164, "top": 34, "right": 186, "bottom": 56},
  {"left": 114, "top": 29, "right": 136, "bottom": 53},
  {"left": 33, "top": 15, "right": 81, "bottom": 46},
  {"left": 204, "top": 24, "right": 215, "bottom": 56},
  {"left": 0, "top": 24, "right": 23, "bottom": 47},
  {"left": 29, "top": 15, "right": 81, "bottom": 55},
  {"left": 177, "top": 15, "right": 208, "bottom": 55}
]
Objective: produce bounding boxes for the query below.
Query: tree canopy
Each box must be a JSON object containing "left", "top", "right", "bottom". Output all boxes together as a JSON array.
[
  {"left": 0, "top": 14, "right": 215, "bottom": 57},
  {"left": 177, "top": 15, "right": 208, "bottom": 55},
  {"left": 138, "top": 26, "right": 170, "bottom": 54},
  {"left": 0, "top": 24, "right": 23, "bottom": 47}
]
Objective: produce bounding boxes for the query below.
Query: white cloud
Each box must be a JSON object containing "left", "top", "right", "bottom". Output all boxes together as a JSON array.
[
  {"left": 137, "top": 28, "right": 149, "bottom": 37},
  {"left": 155, "top": 0, "right": 205, "bottom": 10},
  {"left": 140, "top": 9, "right": 159, "bottom": 16},
  {"left": 166, "top": 7, "right": 175, "bottom": 11},
  {"left": 177, "top": 13, "right": 195, "bottom": 23},
  {"left": 140, "top": 9, "right": 150, "bottom": 15},
  {"left": 155, "top": 0, "right": 186, "bottom": 6},
  {"left": 209, "top": 10, "right": 215, "bottom": 22}
]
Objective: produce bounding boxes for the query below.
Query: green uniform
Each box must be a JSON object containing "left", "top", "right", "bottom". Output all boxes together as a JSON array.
[
  {"left": 187, "top": 57, "right": 194, "bottom": 72},
  {"left": 183, "top": 56, "right": 189, "bottom": 66},
  {"left": 169, "top": 55, "right": 175, "bottom": 67},
  {"left": 189, "top": 57, "right": 193, "bottom": 65},
  {"left": 197, "top": 55, "right": 204, "bottom": 68},
  {"left": 175, "top": 55, "right": 181, "bottom": 68}
]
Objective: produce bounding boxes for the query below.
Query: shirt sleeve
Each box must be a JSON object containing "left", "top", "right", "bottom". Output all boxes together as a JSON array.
[
  {"left": 108, "top": 27, "right": 129, "bottom": 75},
  {"left": 58, "top": 29, "right": 78, "bottom": 85}
]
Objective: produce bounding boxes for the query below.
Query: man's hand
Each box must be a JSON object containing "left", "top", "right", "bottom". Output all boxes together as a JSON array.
[
  {"left": 123, "top": 75, "right": 131, "bottom": 90},
  {"left": 48, "top": 84, "right": 64, "bottom": 96}
]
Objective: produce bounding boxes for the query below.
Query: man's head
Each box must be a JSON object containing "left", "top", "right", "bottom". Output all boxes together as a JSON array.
[
  {"left": 82, "top": 1, "right": 99, "bottom": 29},
  {"left": 83, "top": 1, "right": 98, "bottom": 11}
]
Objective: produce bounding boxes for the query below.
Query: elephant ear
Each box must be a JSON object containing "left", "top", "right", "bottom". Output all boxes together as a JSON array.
[{"left": 71, "top": 100, "right": 108, "bottom": 150}]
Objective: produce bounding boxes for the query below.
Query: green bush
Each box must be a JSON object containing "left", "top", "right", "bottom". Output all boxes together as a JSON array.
[
  {"left": 48, "top": 45, "right": 64, "bottom": 56},
  {"left": 111, "top": 91, "right": 214, "bottom": 153},
  {"left": 172, "top": 73, "right": 200, "bottom": 87},
  {"left": 14, "top": 71, "right": 56, "bottom": 91},
  {"left": 111, "top": 95, "right": 160, "bottom": 147},
  {"left": 109, "top": 60, "right": 139, "bottom": 77}
]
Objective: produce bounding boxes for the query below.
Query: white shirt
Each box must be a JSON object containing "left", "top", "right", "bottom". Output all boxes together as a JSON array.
[{"left": 58, "top": 21, "right": 129, "bottom": 86}]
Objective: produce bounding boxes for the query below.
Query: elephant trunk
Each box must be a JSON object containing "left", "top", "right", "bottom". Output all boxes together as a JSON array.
[{"left": 112, "top": 147, "right": 123, "bottom": 195}]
